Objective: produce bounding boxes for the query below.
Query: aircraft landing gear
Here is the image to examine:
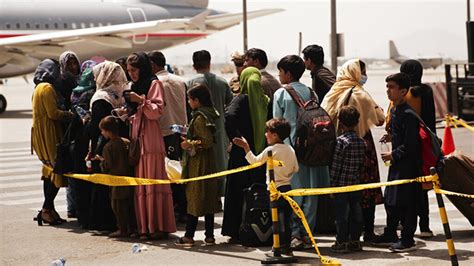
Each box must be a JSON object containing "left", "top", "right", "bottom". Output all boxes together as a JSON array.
[{"left": 0, "top": 94, "right": 7, "bottom": 114}]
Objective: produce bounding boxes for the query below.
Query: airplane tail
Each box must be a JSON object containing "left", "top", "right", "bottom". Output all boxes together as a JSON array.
[
  {"left": 142, "top": 0, "right": 208, "bottom": 9},
  {"left": 389, "top": 40, "right": 400, "bottom": 59}
]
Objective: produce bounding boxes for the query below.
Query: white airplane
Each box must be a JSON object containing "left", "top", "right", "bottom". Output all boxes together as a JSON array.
[
  {"left": 389, "top": 40, "right": 443, "bottom": 70},
  {"left": 0, "top": 0, "right": 282, "bottom": 113}
]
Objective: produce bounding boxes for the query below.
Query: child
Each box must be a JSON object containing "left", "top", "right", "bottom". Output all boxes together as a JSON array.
[
  {"left": 97, "top": 115, "right": 136, "bottom": 237},
  {"left": 233, "top": 118, "right": 299, "bottom": 255},
  {"left": 175, "top": 84, "right": 222, "bottom": 247},
  {"left": 374, "top": 73, "right": 422, "bottom": 252},
  {"left": 329, "top": 106, "right": 366, "bottom": 253}
]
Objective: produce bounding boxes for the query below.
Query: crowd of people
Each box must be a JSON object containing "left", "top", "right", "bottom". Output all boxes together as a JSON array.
[{"left": 30, "top": 44, "right": 437, "bottom": 256}]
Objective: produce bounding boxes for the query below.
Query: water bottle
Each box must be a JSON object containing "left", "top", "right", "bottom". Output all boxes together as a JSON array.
[
  {"left": 51, "top": 257, "right": 66, "bottom": 266},
  {"left": 132, "top": 243, "right": 141, "bottom": 253},
  {"left": 170, "top": 124, "right": 187, "bottom": 135},
  {"left": 74, "top": 105, "right": 90, "bottom": 121},
  {"left": 86, "top": 153, "right": 93, "bottom": 173}
]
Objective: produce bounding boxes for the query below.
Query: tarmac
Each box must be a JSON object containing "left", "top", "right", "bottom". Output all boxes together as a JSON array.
[{"left": 0, "top": 70, "right": 473, "bottom": 265}]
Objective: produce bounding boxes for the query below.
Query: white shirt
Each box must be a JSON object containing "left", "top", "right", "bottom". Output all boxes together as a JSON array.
[
  {"left": 245, "top": 143, "right": 299, "bottom": 188},
  {"left": 156, "top": 70, "right": 187, "bottom": 136}
]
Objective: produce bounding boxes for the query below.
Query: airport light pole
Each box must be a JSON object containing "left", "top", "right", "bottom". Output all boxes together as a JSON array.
[
  {"left": 468, "top": 0, "right": 471, "bottom": 21},
  {"left": 330, "top": 0, "right": 337, "bottom": 73},
  {"left": 243, "top": 0, "right": 248, "bottom": 52}
]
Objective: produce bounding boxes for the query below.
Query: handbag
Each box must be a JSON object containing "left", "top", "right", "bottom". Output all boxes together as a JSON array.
[
  {"left": 53, "top": 122, "right": 74, "bottom": 174},
  {"left": 129, "top": 114, "right": 143, "bottom": 166}
]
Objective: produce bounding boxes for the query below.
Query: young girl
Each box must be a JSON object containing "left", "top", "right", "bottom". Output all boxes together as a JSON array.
[
  {"left": 176, "top": 84, "right": 222, "bottom": 247},
  {"left": 97, "top": 116, "right": 136, "bottom": 237}
]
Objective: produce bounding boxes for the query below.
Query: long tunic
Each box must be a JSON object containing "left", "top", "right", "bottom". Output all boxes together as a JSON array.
[
  {"left": 132, "top": 80, "right": 176, "bottom": 234},
  {"left": 31, "top": 82, "right": 72, "bottom": 188},
  {"left": 182, "top": 113, "right": 222, "bottom": 217},
  {"left": 222, "top": 94, "right": 266, "bottom": 238},
  {"left": 187, "top": 73, "right": 233, "bottom": 173}
]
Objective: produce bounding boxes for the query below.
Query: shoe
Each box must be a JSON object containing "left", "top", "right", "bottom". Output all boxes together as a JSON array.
[
  {"left": 109, "top": 230, "right": 128, "bottom": 238},
  {"left": 35, "top": 209, "right": 61, "bottom": 226},
  {"left": 331, "top": 241, "right": 350, "bottom": 253},
  {"left": 363, "top": 232, "right": 376, "bottom": 243},
  {"left": 139, "top": 234, "right": 150, "bottom": 241},
  {"left": 290, "top": 237, "right": 304, "bottom": 250},
  {"left": 371, "top": 234, "right": 398, "bottom": 247},
  {"left": 389, "top": 241, "right": 417, "bottom": 252},
  {"left": 348, "top": 241, "right": 363, "bottom": 252},
  {"left": 419, "top": 230, "right": 434, "bottom": 238},
  {"left": 204, "top": 237, "right": 216, "bottom": 246},
  {"left": 175, "top": 236, "right": 195, "bottom": 247}
]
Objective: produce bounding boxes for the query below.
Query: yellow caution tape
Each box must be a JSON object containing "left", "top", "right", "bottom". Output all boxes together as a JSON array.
[
  {"left": 435, "top": 188, "right": 474, "bottom": 199},
  {"left": 47, "top": 159, "right": 284, "bottom": 186},
  {"left": 447, "top": 115, "right": 474, "bottom": 132}
]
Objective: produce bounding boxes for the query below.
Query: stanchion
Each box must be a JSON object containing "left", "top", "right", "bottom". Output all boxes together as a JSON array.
[
  {"left": 431, "top": 167, "right": 459, "bottom": 266},
  {"left": 261, "top": 150, "right": 297, "bottom": 264}
]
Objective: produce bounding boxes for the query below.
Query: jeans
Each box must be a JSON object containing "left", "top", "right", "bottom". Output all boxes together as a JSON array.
[
  {"left": 362, "top": 205, "right": 376, "bottom": 237},
  {"left": 185, "top": 214, "right": 214, "bottom": 238},
  {"left": 43, "top": 179, "right": 60, "bottom": 210},
  {"left": 334, "top": 191, "right": 363, "bottom": 243},
  {"left": 66, "top": 178, "right": 77, "bottom": 214}
]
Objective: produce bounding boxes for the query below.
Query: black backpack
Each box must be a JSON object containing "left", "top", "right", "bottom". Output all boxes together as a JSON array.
[
  {"left": 284, "top": 85, "right": 336, "bottom": 167},
  {"left": 239, "top": 183, "right": 272, "bottom": 247}
]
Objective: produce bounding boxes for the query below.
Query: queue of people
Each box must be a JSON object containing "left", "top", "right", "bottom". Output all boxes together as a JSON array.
[{"left": 30, "top": 44, "right": 437, "bottom": 256}]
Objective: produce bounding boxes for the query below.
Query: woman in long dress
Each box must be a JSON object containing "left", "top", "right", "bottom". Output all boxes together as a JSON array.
[
  {"left": 321, "top": 59, "right": 385, "bottom": 241},
  {"left": 126, "top": 52, "right": 176, "bottom": 239}
]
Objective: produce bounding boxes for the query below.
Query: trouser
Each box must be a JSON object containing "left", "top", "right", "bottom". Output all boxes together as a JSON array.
[
  {"left": 111, "top": 197, "right": 136, "bottom": 233},
  {"left": 66, "top": 178, "right": 77, "bottom": 215},
  {"left": 384, "top": 204, "right": 418, "bottom": 246},
  {"left": 42, "top": 179, "right": 59, "bottom": 210},
  {"left": 334, "top": 191, "right": 363, "bottom": 243},
  {"left": 362, "top": 205, "right": 376, "bottom": 236},
  {"left": 164, "top": 134, "right": 187, "bottom": 217},
  {"left": 185, "top": 213, "right": 214, "bottom": 238},
  {"left": 277, "top": 185, "right": 292, "bottom": 250},
  {"left": 418, "top": 190, "right": 430, "bottom": 232}
]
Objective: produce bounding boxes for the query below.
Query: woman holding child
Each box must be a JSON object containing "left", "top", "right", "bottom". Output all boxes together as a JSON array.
[
  {"left": 126, "top": 52, "right": 176, "bottom": 240},
  {"left": 321, "top": 59, "right": 385, "bottom": 242}
]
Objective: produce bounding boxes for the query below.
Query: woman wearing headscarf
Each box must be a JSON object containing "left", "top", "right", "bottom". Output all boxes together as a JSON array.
[
  {"left": 321, "top": 59, "right": 385, "bottom": 242},
  {"left": 32, "top": 59, "right": 74, "bottom": 225},
  {"left": 222, "top": 66, "right": 268, "bottom": 242},
  {"left": 59, "top": 51, "right": 81, "bottom": 110},
  {"left": 126, "top": 52, "right": 176, "bottom": 240},
  {"left": 84, "top": 61, "right": 128, "bottom": 230},
  {"left": 383, "top": 59, "right": 436, "bottom": 238}
]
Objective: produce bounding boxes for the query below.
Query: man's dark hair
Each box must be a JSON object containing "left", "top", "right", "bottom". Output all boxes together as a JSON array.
[
  {"left": 302, "top": 44, "right": 324, "bottom": 66},
  {"left": 192, "top": 50, "right": 211, "bottom": 70},
  {"left": 148, "top": 50, "right": 166, "bottom": 68},
  {"left": 245, "top": 48, "right": 268, "bottom": 68},
  {"left": 338, "top": 106, "right": 360, "bottom": 128},
  {"left": 385, "top": 73, "right": 410, "bottom": 90},
  {"left": 277, "top": 55, "right": 305, "bottom": 81},
  {"left": 266, "top": 118, "right": 291, "bottom": 141},
  {"left": 99, "top": 115, "right": 120, "bottom": 135},
  {"left": 187, "top": 83, "right": 214, "bottom": 107}
]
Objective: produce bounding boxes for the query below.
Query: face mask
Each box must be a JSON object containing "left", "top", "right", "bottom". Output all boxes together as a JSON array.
[{"left": 360, "top": 75, "right": 368, "bottom": 85}]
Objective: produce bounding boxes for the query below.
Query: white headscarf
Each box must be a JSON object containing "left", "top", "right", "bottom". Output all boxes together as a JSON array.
[
  {"left": 90, "top": 61, "right": 127, "bottom": 109},
  {"left": 321, "top": 59, "right": 384, "bottom": 137}
]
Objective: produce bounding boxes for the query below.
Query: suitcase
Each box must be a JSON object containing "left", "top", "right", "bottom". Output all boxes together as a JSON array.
[
  {"left": 438, "top": 152, "right": 474, "bottom": 226},
  {"left": 239, "top": 183, "right": 273, "bottom": 246}
]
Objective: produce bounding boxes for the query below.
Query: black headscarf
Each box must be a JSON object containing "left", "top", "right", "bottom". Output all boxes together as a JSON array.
[
  {"left": 130, "top": 52, "right": 157, "bottom": 96},
  {"left": 400, "top": 59, "right": 423, "bottom": 86},
  {"left": 34, "top": 59, "right": 61, "bottom": 90}
]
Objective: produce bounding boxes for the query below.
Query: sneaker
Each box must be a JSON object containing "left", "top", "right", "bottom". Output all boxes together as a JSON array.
[
  {"left": 371, "top": 234, "right": 398, "bottom": 247},
  {"left": 348, "top": 241, "right": 363, "bottom": 252},
  {"left": 204, "top": 237, "right": 216, "bottom": 246},
  {"left": 419, "top": 230, "right": 434, "bottom": 238},
  {"left": 389, "top": 241, "right": 417, "bottom": 252},
  {"left": 290, "top": 237, "right": 304, "bottom": 250},
  {"left": 175, "top": 236, "right": 195, "bottom": 247},
  {"left": 331, "top": 241, "right": 350, "bottom": 253}
]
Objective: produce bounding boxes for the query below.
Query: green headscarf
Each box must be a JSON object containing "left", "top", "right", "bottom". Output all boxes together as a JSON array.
[{"left": 240, "top": 67, "right": 269, "bottom": 153}]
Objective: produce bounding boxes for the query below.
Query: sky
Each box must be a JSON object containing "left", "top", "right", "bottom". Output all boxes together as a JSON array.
[{"left": 164, "top": 0, "right": 472, "bottom": 65}]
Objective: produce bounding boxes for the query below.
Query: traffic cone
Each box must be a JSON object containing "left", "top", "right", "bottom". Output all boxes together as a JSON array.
[{"left": 442, "top": 124, "right": 455, "bottom": 155}]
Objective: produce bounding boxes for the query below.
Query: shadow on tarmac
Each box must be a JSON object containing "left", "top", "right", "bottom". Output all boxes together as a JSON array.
[{"left": 1, "top": 109, "right": 32, "bottom": 119}]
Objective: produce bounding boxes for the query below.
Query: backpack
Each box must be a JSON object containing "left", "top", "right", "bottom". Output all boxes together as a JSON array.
[
  {"left": 284, "top": 85, "right": 336, "bottom": 166},
  {"left": 239, "top": 183, "right": 272, "bottom": 247},
  {"left": 405, "top": 109, "right": 445, "bottom": 177}
]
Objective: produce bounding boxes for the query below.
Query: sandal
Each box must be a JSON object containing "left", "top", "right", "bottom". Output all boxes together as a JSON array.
[{"left": 175, "top": 236, "right": 194, "bottom": 247}]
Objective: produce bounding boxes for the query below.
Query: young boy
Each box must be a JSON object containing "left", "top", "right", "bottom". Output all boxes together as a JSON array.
[
  {"left": 97, "top": 115, "right": 136, "bottom": 238},
  {"left": 233, "top": 118, "right": 299, "bottom": 255},
  {"left": 374, "top": 73, "right": 422, "bottom": 252},
  {"left": 329, "top": 106, "right": 366, "bottom": 253}
]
